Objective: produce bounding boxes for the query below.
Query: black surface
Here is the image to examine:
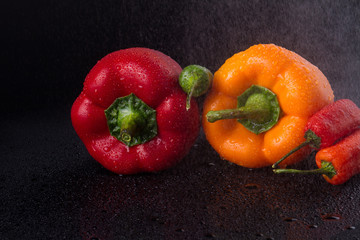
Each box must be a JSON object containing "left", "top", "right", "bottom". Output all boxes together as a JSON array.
[{"left": 2, "top": 0, "right": 360, "bottom": 239}]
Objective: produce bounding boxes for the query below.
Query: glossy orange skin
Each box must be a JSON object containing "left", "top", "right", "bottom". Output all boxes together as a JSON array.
[{"left": 203, "top": 44, "right": 334, "bottom": 168}]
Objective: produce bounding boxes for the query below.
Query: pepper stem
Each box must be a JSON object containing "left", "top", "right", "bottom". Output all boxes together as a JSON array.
[
  {"left": 273, "top": 161, "right": 337, "bottom": 179},
  {"left": 104, "top": 93, "right": 157, "bottom": 147},
  {"left": 118, "top": 112, "right": 144, "bottom": 144},
  {"left": 207, "top": 107, "right": 270, "bottom": 123},
  {"left": 179, "top": 65, "right": 213, "bottom": 111},
  {"left": 206, "top": 85, "right": 280, "bottom": 134},
  {"left": 185, "top": 80, "right": 199, "bottom": 110},
  {"left": 272, "top": 140, "right": 311, "bottom": 168},
  {"left": 272, "top": 130, "right": 321, "bottom": 168}
]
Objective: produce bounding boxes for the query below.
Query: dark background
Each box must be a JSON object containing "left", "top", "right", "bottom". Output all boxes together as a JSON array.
[{"left": 1, "top": 0, "right": 360, "bottom": 239}]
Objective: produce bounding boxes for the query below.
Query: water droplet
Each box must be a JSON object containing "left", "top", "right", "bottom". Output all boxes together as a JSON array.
[
  {"left": 284, "top": 217, "right": 298, "bottom": 222},
  {"left": 208, "top": 162, "right": 215, "bottom": 166},
  {"left": 308, "top": 224, "right": 318, "bottom": 229},
  {"left": 175, "top": 228, "right": 185, "bottom": 232},
  {"left": 322, "top": 214, "right": 341, "bottom": 221},
  {"left": 346, "top": 226, "right": 356, "bottom": 230},
  {"left": 94, "top": 89, "right": 98, "bottom": 93},
  {"left": 103, "top": 147, "right": 110, "bottom": 152}
]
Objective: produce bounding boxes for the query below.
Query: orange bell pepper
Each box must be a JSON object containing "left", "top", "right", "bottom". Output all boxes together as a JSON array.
[{"left": 203, "top": 44, "right": 334, "bottom": 168}]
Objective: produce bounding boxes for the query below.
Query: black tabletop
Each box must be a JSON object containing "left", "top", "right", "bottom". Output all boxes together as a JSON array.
[{"left": 2, "top": 0, "right": 360, "bottom": 239}]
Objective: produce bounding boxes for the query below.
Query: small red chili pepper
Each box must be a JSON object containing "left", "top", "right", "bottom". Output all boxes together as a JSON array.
[
  {"left": 274, "top": 129, "right": 360, "bottom": 185},
  {"left": 273, "top": 99, "right": 360, "bottom": 168},
  {"left": 71, "top": 48, "right": 200, "bottom": 175}
]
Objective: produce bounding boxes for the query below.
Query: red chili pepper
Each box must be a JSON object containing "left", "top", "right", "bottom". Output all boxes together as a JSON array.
[
  {"left": 274, "top": 129, "right": 360, "bottom": 185},
  {"left": 273, "top": 99, "right": 360, "bottom": 168},
  {"left": 71, "top": 48, "right": 200, "bottom": 174},
  {"left": 315, "top": 129, "right": 360, "bottom": 185}
]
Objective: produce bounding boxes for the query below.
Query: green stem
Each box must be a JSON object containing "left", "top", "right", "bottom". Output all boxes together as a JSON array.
[
  {"left": 179, "top": 65, "right": 213, "bottom": 111},
  {"left": 104, "top": 93, "right": 157, "bottom": 147},
  {"left": 272, "top": 140, "right": 311, "bottom": 168},
  {"left": 206, "top": 107, "right": 270, "bottom": 123},
  {"left": 185, "top": 80, "right": 199, "bottom": 111},
  {"left": 205, "top": 85, "right": 280, "bottom": 134},
  {"left": 273, "top": 161, "right": 337, "bottom": 179},
  {"left": 119, "top": 113, "right": 143, "bottom": 144}
]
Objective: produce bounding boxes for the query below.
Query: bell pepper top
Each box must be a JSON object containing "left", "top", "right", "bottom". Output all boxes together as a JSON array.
[
  {"left": 206, "top": 85, "right": 280, "bottom": 134},
  {"left": 104, "top": 93, "right": 157, "bottom": 147}
]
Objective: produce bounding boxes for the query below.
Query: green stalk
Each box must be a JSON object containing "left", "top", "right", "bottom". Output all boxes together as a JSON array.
[
  {"left": 273, "top": 161, "right": 337, "bottom": 179},
  {"left": 272, "top": 140, "right": 311, "bottom": 168},
  {"left": 185, "top": 80, "right": 199, "bottom": 111},
  {"left": 179, "top": 65, "right": 213, "bottom": 111},
  {"left": 272, "top": 130, "right": 321, "bottom": 168},
  {"left": 206, "top": 108, "right": 270, "bottom": 123},
  {"left": 105, "top": 93, "right": 157, "bottom": 147},
  {"left": 205, "top": 85, "right": 281, "bottom": 135}
]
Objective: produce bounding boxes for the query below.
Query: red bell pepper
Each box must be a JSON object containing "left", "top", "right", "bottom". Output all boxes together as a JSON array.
[{"left": 71, "top": 48, "right": 200, "bottom": 174}]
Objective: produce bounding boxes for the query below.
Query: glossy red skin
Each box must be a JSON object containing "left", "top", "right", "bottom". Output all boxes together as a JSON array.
[
  {"left": 305, "top": 99, "right": 360, "bottom": 149},
  {"left": 71, "top": 48, "right": 200, "bottom": 174},
  {"left": 316, "top": 129, "right": 360, "bottom": 185}
]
